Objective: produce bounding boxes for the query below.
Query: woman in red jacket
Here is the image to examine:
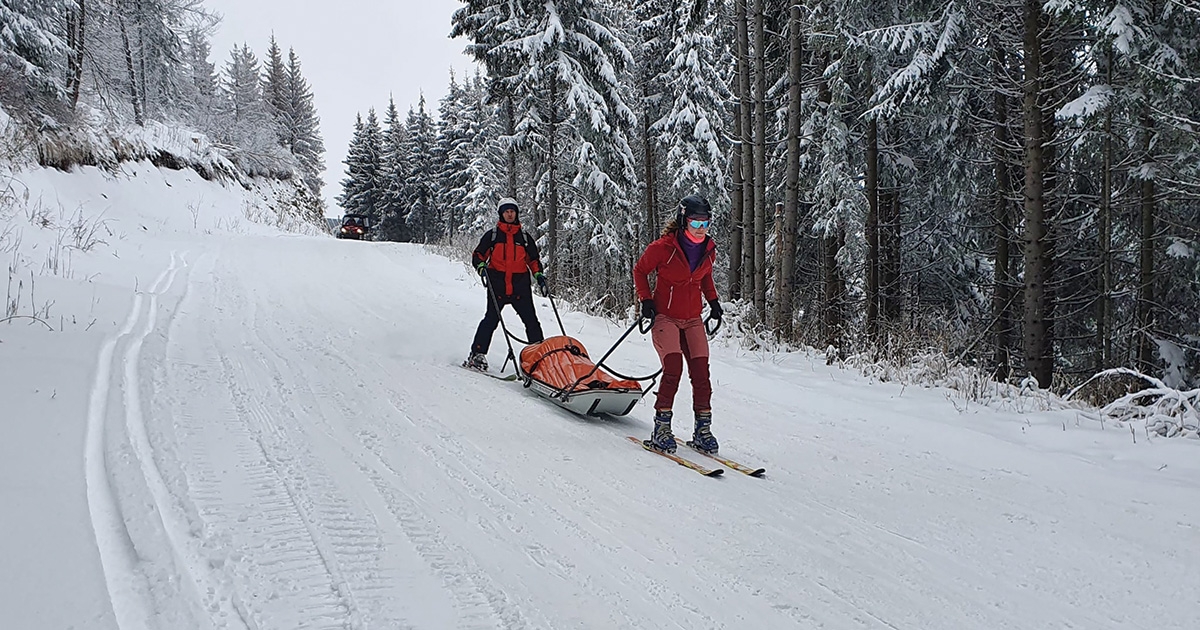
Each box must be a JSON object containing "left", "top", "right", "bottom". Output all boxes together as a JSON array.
[{"left": 633, "top": 194, "right": 724, "bottom": 454}]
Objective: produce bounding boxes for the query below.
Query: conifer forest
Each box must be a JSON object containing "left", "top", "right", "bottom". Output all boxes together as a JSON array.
[
  {"left": 338, "top": 1, "right": 1199, "bottom": 391},
  {"left": 3, "top": 1, "right": 1197, "bottom": 390}
]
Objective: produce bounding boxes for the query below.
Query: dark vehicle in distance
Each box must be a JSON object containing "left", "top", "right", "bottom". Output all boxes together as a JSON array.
[{"left": 337, "top": 214, "right": 370, "bottom": 240}]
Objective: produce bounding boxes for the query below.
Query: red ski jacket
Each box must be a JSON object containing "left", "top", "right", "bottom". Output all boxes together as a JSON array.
[
  {"left": 473, "top": 221, "right": 542, "bottom": 296},
  {"left": 633, "top": 231, "right": 718, "bottom": 320}
]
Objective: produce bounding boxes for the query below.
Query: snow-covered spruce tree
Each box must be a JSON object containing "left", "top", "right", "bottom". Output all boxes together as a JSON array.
[
  {"left": 647, "top": 1, "right": 729, "bottom": 225},
  {"left": 1055, "top": 0, "right": 1200, "bottom": 387},
  {"left": 435, "top": 71, "right": 473, "bottom": 240},
  {"left": 181, "top": 28, "right": 219, "bottom": 121},
  {"left": 452, "top": 0, "right": 526, "bottom": 199},
  {"left": 112, "top": 0, "right": 194, "bottom": 123},
  {"left": 338, "top": 110, "right": 384, "bottom": 228},
  {"left": 455, "top": 0, "right": 638, "bottom": 302},
  {"left": 0, "top": 0, "right": 69, "bottom": 121},
  {"left": 217, "top": 43, "right": 291, "bottom": 177},
  {"left": 789, "top": 1, "right": 863, "bottom": 354},
  {"left": 630, "top": 0, "right": 675, "bottom": 245},
  {"left": 402, "top": 97, "right": 440, "bottom": 242},
  {"left": 376, "top": 97, "right": 409, "bottom": 241},
  {"left": 337, "top": 110, "right": 384, "bottom": 228},
  {"left": 451, "top": 69, "right": 508, "bottom": 236},
  {"left": 855, "top": 1, "right": 1000, "bottom": 362},
  {"left": 282, "top": 47, "right": 324, "bottom": 196},
  {"left": 262, "top": 35, "right": 287, "bottom": 127}
]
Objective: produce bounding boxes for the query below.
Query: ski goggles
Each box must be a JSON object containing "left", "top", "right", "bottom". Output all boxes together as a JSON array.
[{"left": 687, "top": 218, "right": 711, "bottom": 229}]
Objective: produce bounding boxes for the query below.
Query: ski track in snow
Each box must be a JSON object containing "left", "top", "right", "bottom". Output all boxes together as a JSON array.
[{"left": 83, "top": 237, "right": 1199, "bottom": 630}]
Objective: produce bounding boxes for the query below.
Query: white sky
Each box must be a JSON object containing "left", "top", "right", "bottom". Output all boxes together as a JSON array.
[{"left": 203, "top": 0, "right": 477, "bottom": 215}]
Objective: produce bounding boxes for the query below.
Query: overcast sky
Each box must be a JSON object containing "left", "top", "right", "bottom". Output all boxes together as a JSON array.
[{"left": 203, "top": 0, "right": 476, "bottom": 215}]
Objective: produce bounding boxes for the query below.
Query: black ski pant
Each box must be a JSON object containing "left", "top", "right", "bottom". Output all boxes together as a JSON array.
[{"left": 471, "top": 290, "right": 544, "bottom": 354}]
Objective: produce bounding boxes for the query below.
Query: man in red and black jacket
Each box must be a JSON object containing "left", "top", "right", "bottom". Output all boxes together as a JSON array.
[{"left": 466, "top": 198, "right": 547, "bottom": 371}]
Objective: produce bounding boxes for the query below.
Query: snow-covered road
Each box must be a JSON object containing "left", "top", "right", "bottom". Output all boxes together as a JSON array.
[{"left": 64, "top": 232, "right": 1196, "bottom": 630}]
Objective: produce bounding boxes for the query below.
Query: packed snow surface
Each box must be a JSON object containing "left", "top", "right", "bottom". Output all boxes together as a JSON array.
[{"left": 2, "top": 164, "right": 1198, "bottom": 629}]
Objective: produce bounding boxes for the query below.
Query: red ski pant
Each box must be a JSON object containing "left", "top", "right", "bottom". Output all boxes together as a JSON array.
[{"left": 650, "top": 316, "right": 712, "bottom": 413}]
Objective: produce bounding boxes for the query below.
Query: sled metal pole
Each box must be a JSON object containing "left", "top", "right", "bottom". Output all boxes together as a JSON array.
[
  {"left": 559, "top": 319, "right": 653, "bottom": 396},
  {"left": 480, "top": 259, "right": 520, "bottom": 373},
  {"left": 546, "top": 290, "right": 567, "bottom": 337}
]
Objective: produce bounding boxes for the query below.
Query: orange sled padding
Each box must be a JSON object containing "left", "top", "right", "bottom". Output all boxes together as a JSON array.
[{"left": 517, "top": 335, "right": 645, "bottom": 416}]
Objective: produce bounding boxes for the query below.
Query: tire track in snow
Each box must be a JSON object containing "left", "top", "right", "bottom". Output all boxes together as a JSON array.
[
  {"left": 172, "top": 249, "right": 483, "bottom": 628},
  {"left": 241, "top": 277, "right": 517, "bottom": 629},
  {"left": 285, "top": 331, "right": 715, "bottom": 630},
  {"left": 88, "top": 251, "right": 254, "bottom": 630},
  {"left": 86, "top": 274, "right": 157, "bottom": 630},
  {"left": 160, "top": 259, "right": 374, "bottom": 630}
]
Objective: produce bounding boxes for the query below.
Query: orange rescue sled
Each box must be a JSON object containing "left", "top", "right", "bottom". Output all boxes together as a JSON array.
[{"left": 517, "top": 335, "right": 647, "bottom": 416}]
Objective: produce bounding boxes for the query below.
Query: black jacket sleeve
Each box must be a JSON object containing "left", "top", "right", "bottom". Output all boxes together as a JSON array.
[
  {"left": 522, "top": 231, "right": 542, "bottom": 274},
  {"left": 472, "top": 230, "right": 494, "bottom": 267}
]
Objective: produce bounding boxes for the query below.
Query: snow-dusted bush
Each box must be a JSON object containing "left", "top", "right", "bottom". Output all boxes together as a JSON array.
[
  {"left": 1068, "top": 368, "right": 1199, "bottom": 439},
  {"left": 34, "top": 107, "right": 244, "bottom": 182}
]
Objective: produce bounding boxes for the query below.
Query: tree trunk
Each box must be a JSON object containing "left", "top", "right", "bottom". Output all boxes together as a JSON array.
[
  {"left": 777, "top": 3, "right": 802, "bottom": 339},
  {"left": 865, "top": 115, "right": 879, "bottom": 344},
  {"left": 1097, "top": 45, "right": 1113, "bottom": 370},
  {"left": 1022, "top": 0, "right": 1051, "bottom": 387},
  {"left": 751, "top": 0, "right": 768, "bottom": 319},
  {"left": 118, "top": 15, "right": 144, "bottom": 126},
  {"left": 1137, "top": 107, "right": 1156, "bottom": 370},
  {"left": 135, "top": 0, "right": 148, "bottom": 117},
  {"left": 66, "top": 0, "right": 85, "bottom": 109},
  {"left": 546, "top": 81, "right": 559, "bottom": 279},
  {"left": 730, "top": 102, "right": 745, "bottom": 298},
  {"left": 735, "top": 0, "right": 754, "bottom": 300},
  {"left": 642, "top": 79, "right": 657, "bottom": 246},
  {"left": 882, "top": 190, "right": 901, "bottom": 322},
  {"left": 816, "top": 49, "right": 842, "bottom": 353},
  {"left": 505, "top": 96, "right": 517, "bottom": 198},
  {"left": 823, "top": 228, "right": 845, "bottom": 355},
  {"left": 992, "top": 41, "right": 1013, "bottom": 381}
]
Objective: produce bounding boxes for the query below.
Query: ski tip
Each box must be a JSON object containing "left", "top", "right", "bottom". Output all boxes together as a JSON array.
[
  {"left": 706, "top": 468, "right": 725, "bottom": 477},
  {"left": 749, "top": 469, "right": 766, "bottom": 477}
]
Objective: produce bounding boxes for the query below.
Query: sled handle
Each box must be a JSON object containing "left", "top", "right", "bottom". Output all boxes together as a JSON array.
[{"left": 705, "top": 315, "right": 721, "bottom": 338}]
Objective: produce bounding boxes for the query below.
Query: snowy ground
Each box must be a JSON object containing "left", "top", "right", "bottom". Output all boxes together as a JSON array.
[{"left": 3, "top": 164, "right": 1199, "bottom": 630}]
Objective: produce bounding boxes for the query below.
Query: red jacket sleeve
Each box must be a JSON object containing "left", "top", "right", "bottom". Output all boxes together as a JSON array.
[
  {"left": 701, "top": 245, "right": 718, "bottom": 302},
  {"left": 632, "top": 240, "right": 663, "bottom": 302}
]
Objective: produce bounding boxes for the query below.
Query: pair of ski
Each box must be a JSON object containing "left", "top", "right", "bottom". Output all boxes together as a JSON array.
[
  {"left": 466, "top": 364, "right": 762, "bottom": 478},
  {"left": 626, "top": 436, "right": 765, "bottom": 478},
  {"left": 462, "top": 362, "right": 519, "bottom": 382}
]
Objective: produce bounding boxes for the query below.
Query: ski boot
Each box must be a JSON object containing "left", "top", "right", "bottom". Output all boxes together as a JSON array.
[
  {"left": 465, "top": 352, "right": 489, "bottom": 371},
  {"left": 689, "top": 410, "right": 719, "bottom": 454},
  {"left": 647, "top": 409, "right": 677, "bottom": 453}
]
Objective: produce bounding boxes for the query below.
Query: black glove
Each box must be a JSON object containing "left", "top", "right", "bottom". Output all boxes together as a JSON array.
[
  {"left": 640, "top": 300, "right": 656, "bottom": 322},
  {"left": 534, "top": 272, "right": 548, "bottom": 296},
  {"left": 707, "top": 299, "right": 723, "bottom": 320}
]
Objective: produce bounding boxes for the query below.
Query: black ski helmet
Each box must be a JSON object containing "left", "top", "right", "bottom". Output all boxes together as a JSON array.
[
  {"left": 497, "top": 197, "right": 519, "bottom": 222},
  {"left": 678, "top": 194, "right": 712, "bottom": 222}
]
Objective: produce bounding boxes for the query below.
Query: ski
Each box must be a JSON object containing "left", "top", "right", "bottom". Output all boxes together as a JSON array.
[
  {"left": 461, "top": 363, "right": 519, "bottom": 382},
  {"left": 626, "top": 436, "right": 723, "bottom": 477},
  {"left": 682, "top": 442, "right": 766, "bottom": 477}
]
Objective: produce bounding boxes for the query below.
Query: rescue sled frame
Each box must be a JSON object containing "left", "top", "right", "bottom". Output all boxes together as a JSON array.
[{"left": 480, "top": 267, "right": 661, "bottom": 417}]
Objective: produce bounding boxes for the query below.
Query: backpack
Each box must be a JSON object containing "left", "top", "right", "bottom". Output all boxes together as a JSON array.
[{"left": 484, "top": 227, "right": 530, "bottom": 250}]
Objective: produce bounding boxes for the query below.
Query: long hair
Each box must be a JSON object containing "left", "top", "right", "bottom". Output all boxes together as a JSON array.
[{"left": 660, "top": 217, "right": 681, "bottom": 237}]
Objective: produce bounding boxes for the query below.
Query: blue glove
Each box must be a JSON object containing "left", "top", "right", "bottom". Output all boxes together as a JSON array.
[{"left": 534, "top": 272, "right": 548, "bottom": 296}]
